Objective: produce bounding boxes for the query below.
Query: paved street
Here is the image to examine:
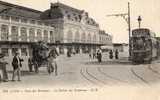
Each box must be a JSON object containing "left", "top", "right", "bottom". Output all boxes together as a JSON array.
[{"left": 1, "top": 52, "right": 160, "bottom": 88}]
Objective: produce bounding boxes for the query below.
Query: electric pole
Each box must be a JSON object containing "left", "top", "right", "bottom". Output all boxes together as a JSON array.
[{"left": 106, "top": 2, "right": 131, "bottom": 59}]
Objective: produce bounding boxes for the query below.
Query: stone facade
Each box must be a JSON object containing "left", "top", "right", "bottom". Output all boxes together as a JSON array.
[
  {"left": 0, "top": 1, "right": 112, "bottom": 58},
  {"left": 40, "top": 3, "right": 101, "bottom": 54}
]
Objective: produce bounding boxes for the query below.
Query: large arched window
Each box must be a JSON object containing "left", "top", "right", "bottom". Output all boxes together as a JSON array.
[
  {"left": 93, "top": 34, "right": 96, "bottom": 43},
  {"left": 81, "top": 33, "right": 86, "bottom": 42},
  {"left": 43, "top": 30, "right": 48, "bottom": 42},
  {"left": 67, "top": 30, "right": 73, "bottom": 42},
  {"left": 74, "top": 31, "right": 80, "bottom": 42},
  {"left": 37, "top": 29, "right": 42, "bottom": 41},
  {"left": 21, "top": 27, "right": 27, "bottom": 41},
  {"left": 11, "top": 26, "right": 18, "bottom": 41},
  {"left": 1, "top": 25, "right": 9, "bottom": 41},
  {"left": 87, "top": 33, "right": 91, "bottom": 43},
  {"left": 50, "top": 31, "right": 55, "bottom": 43},
  {"left": 29, "top": 28, "right": 35, "bottom": 42}
]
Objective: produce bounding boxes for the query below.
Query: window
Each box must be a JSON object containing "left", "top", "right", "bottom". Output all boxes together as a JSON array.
[
  {"left": 11, "top": 16, "right": 19, "bottom": 22},
  {"left": 67, "top": 30, "right": 73, "bottom": 42},
  {"left": 82, "top": 33, "right": 86, "bottom": 42},
  {"left": 21, "top": 18, "right": 28, "bottom": 23},
  {"left": 87, "top": 34, "right": 91, "bottom": 43},
  {"left": 75, "top": 31, "right": 80, "bottom": 42},
  {"left": 21, "top": 48, "right": 27, "bottom": 56},
  {"left": 1, "top": 48, "right": 9, "bottom": 56},
  {"left": 12, "top": 48, "right": 18, "bottom": 56},
  {"left": 11, "top": 26, "right": 18, "bottom": 41},
  {"left": 30, "top": 20, "right": 35, "bottom": 24},
  {"left": 50, "top": 31, "right": 54, "bottom": 43},
  {"left": 37, "top": 21, "right": 43, "bottom": 25},
  {"left": 29, "top": 28, "right": 35, "bottom": 42},
  {"left": 43, "top": 30, "right": 48, "bottom": 42},
  {"left": 1, "top": 25, "right": 9, "bottom": 41},
  {"left": 67, "top": 15, "right": 71, "bottom": 20},
  {"left": 21, "top": 27, "right": 27, "bottom": 41},
  {"left": 37, "top": 29, "right": 42, "bottom": 41},
  {"left": 1, "top": 15, "right": 9, "bottom": 20}
]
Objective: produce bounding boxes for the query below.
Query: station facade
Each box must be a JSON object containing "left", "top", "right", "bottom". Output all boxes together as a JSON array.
[{"left": 0, "top": 1, "right": 112, "bottom": 59}]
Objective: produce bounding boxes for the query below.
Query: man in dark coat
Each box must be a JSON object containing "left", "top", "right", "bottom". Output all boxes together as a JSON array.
[{"left": 12, "top": 52, "right": 24, "bottom": 81}]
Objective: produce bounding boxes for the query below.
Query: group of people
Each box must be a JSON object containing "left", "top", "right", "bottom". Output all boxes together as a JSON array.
[
  {"left": 0, "top": 47, "right": 59, "bottom": 83},
  {"left": 89, "top": 49, "right": 119, "bottom": 63},
  {"left": 0, "top": 52, "right": 24, "bottom": 82}
]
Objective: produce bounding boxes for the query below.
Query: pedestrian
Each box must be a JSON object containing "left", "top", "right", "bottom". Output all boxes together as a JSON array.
[
  {"left": 0, "top": 53, "right": 8, "bottom": 82},
  {"left": 115, "top": 49, "right": 119, "bottom": 59},
  {"left": 96, "top": 49, "right": 102, "bottom": 63},
  {"left": 93, "top": 51, "right": 96, "bottom": 59},
  {"left": 11, "top": 52, "right": 24, "bottom": 81},
  {"left": 28, "top": 57, "right": 33, "bottom": 72},
  {"left": 109, "top": 50, "right": 113, "bottom": 59},
  {"left": 89, "top": 52, "right": 92, "bottom": 58},
  {"left": 48, "top": 47, "right": 59, "bottom": 76}
]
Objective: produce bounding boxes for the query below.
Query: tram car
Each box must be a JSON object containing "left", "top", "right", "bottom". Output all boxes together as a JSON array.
[{"left": 131, "top": 28, "right": 160, "bottom": 64}]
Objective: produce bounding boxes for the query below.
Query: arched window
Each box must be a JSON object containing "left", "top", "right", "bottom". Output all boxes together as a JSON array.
[
  {"left": 75, "top": 31, "right": 80, "bottom": 42},
  {"left": 81, "top": 33, "right": 86, "bottom": 42},
  {"left": 11, "top": 26, "right": 18, "bottom": 41},
  {"left": 93, "top": 34, "right": 96, "bottom": 43},
  {"left": 87, "top": 33, "right": 91, "bottom": 43},
  {"left": 43, "top": 30, "right": 48, "bottom": 42},
  {"left": 21, "top": 27, "right": 27, "bottom": 41},
  {"left": 67, "top": 30, "right": 73, "bottom": 42},
  {"left": 50, "top": 31, "right": 55, "bottom": 43},
  {"left": 37, "top": 29, "right": 42, "bottom": 41},
  {"left": 29, "top": 28, "right": 35, "bottom": 42},
  {"left": 1, "top": 25, "right": 9, "bottom": 41}
]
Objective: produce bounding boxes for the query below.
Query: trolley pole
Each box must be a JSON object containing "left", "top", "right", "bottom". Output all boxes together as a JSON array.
[
  {"left": 128, "top": 2, "right": 131, "bottom": 59},
  {"left": 106, "top": 2, "right": 132, "bottom": 59}
]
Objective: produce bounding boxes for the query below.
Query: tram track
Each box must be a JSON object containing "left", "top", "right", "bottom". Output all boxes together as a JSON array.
[
  {"left": 80, "top": 67, "right": 104, "bottom": 86},
  {"left": 97, "top": 67, "right": 128, "bottom": 84},
  {"left": 147, "top": 65, "right": 160, "bottom": 76},
  {"left": 130, "top": 67, "right": 149, "bottom": 85}
]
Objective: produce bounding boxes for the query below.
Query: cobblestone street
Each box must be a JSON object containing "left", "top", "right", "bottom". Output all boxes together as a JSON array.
[{"left": 1, "top": 52, "right": 160, "bottom": 88}]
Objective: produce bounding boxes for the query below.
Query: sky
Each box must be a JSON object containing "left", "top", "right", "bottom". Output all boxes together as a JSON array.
[{"left": 2, "top": 0, "right": 160, "bottom": 43}]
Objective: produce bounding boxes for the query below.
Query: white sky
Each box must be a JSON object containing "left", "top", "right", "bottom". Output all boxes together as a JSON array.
[{"left": 2, "top": 0, "right": 160, "bottom": 43}]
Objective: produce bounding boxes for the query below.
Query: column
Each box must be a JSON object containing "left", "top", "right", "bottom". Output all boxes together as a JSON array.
[
  {"left": 9, "top": 48, "right": 12, "bottom": 57},
  {"left": 8, "top": 25, "right": 11, "bottom": 41},
  {"left": 42, "top": 29, "right": 44, "bottom": 41},
  {"left": 35, "top": 29, "right": 37, "bottom": 42},
  {"left": 48, "top": 30, "right": 50, "bottom": 43}
]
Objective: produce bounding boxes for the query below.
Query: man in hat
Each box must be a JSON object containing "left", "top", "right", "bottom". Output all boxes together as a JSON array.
[
  {"left": 12, "top": 51, "right": 24, "bottom": 81},
  {"left": 0, "top": 53, "right": 8, "bottom": 82}
]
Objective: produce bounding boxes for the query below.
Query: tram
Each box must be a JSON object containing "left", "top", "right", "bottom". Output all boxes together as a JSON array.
[{"left": 131, "top": 28, "right": 160, "bottom": 64}]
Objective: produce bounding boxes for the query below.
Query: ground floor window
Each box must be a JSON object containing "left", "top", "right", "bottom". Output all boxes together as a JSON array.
[
  {"left": 12, "top": 48, "right": 18, "bottom": 56},
  {"left": 1, "top": 48, "right": 9, "bottom": 56},
  {"left": 21, "top": 48, "right": 28, "bottom": 56}
]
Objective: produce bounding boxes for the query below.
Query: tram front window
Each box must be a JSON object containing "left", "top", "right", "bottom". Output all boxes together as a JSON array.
[{"left": 133, "top": 37, "right": 145, "bottom": 50}]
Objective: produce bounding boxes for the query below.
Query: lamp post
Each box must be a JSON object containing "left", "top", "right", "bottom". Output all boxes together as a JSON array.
[{"left": 137, "top": 16, "right": 142, "bottom": 28}]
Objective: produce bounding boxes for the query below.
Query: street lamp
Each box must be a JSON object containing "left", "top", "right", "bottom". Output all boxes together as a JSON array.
[{"left": 137, "top": 16, "right": 142, "bottom": 28}]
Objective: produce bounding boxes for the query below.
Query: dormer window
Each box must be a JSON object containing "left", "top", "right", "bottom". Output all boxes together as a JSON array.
[{"left": 67, "top": 15, "right": 71, "bottom": 20}]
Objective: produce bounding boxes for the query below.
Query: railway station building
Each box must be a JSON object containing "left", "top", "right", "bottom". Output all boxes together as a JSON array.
[{"left": 0, "top": 1, "right": 112, "bottom": 59}]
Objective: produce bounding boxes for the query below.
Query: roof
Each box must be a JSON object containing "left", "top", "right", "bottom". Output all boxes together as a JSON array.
[
  {"left": 51, "top": 2, "right": 82, "bottom": 14},
  {"left": 0, "top": 0, "right": 42, "bottom": 19}
]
